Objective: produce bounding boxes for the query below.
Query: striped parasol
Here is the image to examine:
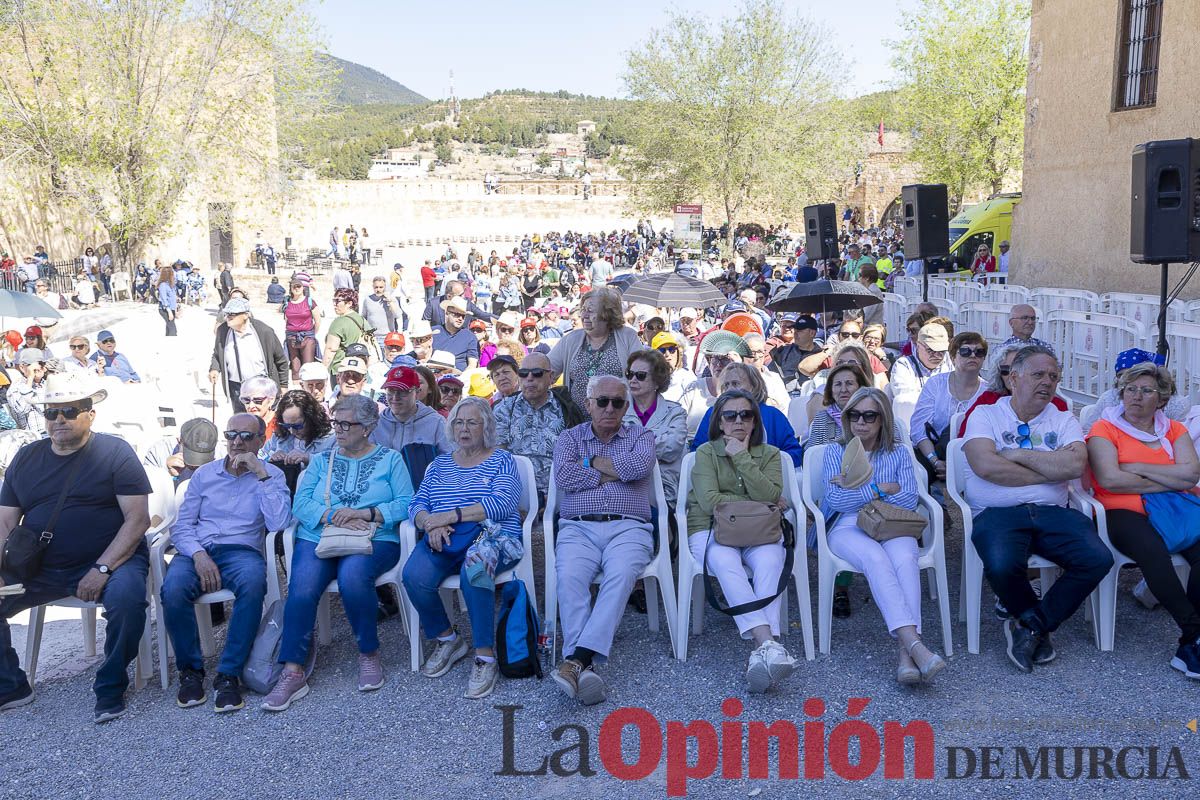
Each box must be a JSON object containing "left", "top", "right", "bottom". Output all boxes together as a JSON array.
[{"left": 620, "top": 272, "right": 726, "bottom": 309}]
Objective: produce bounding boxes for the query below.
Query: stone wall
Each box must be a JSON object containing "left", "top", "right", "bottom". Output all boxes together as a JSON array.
[{"left": 1013, "top": 0, "right": 1200, "bottom": 296}]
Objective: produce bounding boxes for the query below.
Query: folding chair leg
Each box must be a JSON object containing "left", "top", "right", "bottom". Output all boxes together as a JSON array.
[
  {"left": 966, "top": 549, "right": 984, "bottom": 655},
  {"left": 652, "top": 566, "right": 679, "bottom": 659},
  {"left": 934, "top": 558, "right": 954, "bottom": 657},
  {"left": 817, "top": 564, "right": 834, "bottom": 655},
  {"left": 1099, "top": 568, "right": 1119, "bottom": 652}
]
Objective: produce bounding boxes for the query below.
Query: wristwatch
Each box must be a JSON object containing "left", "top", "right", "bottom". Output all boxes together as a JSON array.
[
  {"left": 923, "top": 450, "right": 939, "bottom": 464},
  {"left": 93, "top": 563, "right": 112, "bottom": 576}
]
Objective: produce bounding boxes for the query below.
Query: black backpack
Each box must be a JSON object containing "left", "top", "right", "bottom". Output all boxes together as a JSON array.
[{"left": 550, "top": 386, "right": 587, "bottom": 428}]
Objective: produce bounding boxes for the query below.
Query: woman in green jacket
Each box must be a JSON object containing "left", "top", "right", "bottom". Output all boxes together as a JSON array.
[{"left": 687, "top": 389, "right": 796, "bottom": 693}]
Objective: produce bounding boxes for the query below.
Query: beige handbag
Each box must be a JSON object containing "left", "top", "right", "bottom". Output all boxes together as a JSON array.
[
  {"left": 314, "top": 453, "right": 377, "bottom": 559},
  {"left": 712, "top": 500, "right": 783, "bottom": 548},
  {"left": 856, "top": 496, "right": 926, "bottom": 542}
]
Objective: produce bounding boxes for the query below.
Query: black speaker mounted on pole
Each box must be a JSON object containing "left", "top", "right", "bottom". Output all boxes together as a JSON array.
[
  {"left": 803, "top": 203, "right": 838, "bottom": 262},
  {"left": 1130, "top": 138, "right": 1200, "bottom": 358},
  {"left": 902, "top": 183, "right": 950, "bottom": 301}
]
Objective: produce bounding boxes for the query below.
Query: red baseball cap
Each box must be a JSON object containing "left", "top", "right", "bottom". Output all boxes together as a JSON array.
[
  {"left": 520, "top": 317, "right": 538, "bottom": 329},
  {"left": 382, "top": 365, "right": 421, "bottom": 391},
  {"left": 24, "top": 326, "right": 42, "bottom": 337},
  {"left": 384, "top": 332, "right": 405, "bottom": 348}
]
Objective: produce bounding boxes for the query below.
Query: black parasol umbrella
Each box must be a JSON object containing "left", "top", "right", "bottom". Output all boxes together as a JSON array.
[
  {"left": 621, "top": 272, "right": 727, "bottom": 309},
  {"left": 606, "top": 272, "right": 639, "bottom": 293},
  {"left": 765, "top": 279, "right": 883, "bottom": 315}
]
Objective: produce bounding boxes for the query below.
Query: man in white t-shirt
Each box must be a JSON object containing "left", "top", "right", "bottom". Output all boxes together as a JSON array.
[{"left": 963, "top": 345, "right": 1113, "bottom": 673}]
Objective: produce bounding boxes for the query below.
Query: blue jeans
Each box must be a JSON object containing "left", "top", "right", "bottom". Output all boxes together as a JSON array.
[
  {"left": 0, "top": 548, "right": 149, "bottom": 701},
  {"left": 401, "top": 540, "right": 518, "bottom": 649},
  {"left": 278, "top": 538, "right": 400, "bottom": 664},
  {"left": 160, "top": 545, "right": 267, "bottom": 676},
  {"left": 24, "top": 280, "right": 37, "bottom": 294},
  {"left": 972, "top": 504, "right": 1113, "bottom": 634}
]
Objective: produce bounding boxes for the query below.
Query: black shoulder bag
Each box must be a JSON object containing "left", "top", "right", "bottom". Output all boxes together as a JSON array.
[
  {"left": 704, "top": 515, "right": 796, "bottom": 616},
  {"left": 1, "top": 440, "right": 91, "bottom": 583}
]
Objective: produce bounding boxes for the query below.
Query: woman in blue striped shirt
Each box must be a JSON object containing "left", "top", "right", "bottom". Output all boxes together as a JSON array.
[
  {"left": 821, "top": 387, "right": 946, "bottom": 685},
  {"left": 403, "top": 396, "right": 524, "bottom": 700},
  {"left": 156, "top": 265, "right": 178, "bottom": 336}
]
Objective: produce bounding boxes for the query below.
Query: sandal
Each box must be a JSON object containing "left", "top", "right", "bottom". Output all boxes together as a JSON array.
[{"left": 906, "top": 639, "right": 946, "bottom": 682}]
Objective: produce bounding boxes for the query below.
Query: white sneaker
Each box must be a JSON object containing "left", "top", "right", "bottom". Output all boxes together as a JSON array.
[
  {"left": 463, "top": 659, "right": 498, "bottom": 700},
  {"left": 421, "top": 635, "right": 469, "bottom": 678},
  {"left": 747, "top": 640, "right": 794, "bottom": 692},
  {"left": 1133, "top": 578, "right": 1160, "bottom": 609}
]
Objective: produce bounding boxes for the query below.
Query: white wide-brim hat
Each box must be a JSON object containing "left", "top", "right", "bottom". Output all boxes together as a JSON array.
[{"left": 35, "top": 372, "right": 107, "bottom": 406}]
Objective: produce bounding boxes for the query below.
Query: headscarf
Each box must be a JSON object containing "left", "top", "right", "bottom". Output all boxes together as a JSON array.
[
  {"left": 1102, "top": 403, "right": 1174, "bottom": 459},
  {"left": 1114, "top": 348, "right": 1165, "bottom": 374}
]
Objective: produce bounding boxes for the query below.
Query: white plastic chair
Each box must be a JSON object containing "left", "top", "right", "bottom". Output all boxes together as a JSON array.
[
  {"left": 400, "top": 455, "right": 540, "bottom": 672},
  {"left": 148, "top": 476, "right": 286, "bottom": 687},
  {"left": 786, "top": 396, "right": 809, "bottom": 444},
  {"left": 674, "top": 452, "right": 814, "bottom": 661},
  {"left": 945, "top": 438, "right": 1100, "bottom": 654},
  {"left": 23, "top": 466, "right": 176, "bottom": 689},
  {"left": 800, "top": 444, "right": 953, "bottom": 656},
  {"left": 282, "top": 522, "right": 409, "bottom": 652},
  {"left": 1072, "top": 486, "right": 1190, "bottom": 652},
  {"left": 542, "top": 463, "right": 678, "bottom": 663}
]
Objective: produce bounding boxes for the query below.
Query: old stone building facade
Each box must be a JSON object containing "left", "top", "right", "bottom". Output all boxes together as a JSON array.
[{"left": 1013, "top": 0, "right": 1200, "bottom": 294}]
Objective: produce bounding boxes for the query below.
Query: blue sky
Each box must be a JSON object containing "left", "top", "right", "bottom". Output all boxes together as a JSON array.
[{"left": 313, "top": 0, "right": 903, "bottom": 100}]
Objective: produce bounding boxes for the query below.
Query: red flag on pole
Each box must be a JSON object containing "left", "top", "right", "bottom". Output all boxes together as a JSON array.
[{"left": 878, "top": 121, "right": 885, "bottom": 146}]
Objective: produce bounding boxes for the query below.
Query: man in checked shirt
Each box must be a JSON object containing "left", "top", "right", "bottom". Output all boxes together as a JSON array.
[{"left": 550, "top": 374, "right": 656, "bottom": 705}]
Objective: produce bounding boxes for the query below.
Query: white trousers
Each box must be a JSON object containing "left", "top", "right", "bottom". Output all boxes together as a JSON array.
[
  {"left": 828, "top": 518, "right": 921, "bottom": 634},
  {"left": 688, "top": 531, "right": 786, "bottom": 638}
]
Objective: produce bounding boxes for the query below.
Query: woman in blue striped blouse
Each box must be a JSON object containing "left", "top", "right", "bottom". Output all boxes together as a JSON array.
[
  {"left": 403, "top": 396, "right": 524, "bottom": 700},
  {"left": 821, "top": 387, "right": 946, "bottom": 685}
]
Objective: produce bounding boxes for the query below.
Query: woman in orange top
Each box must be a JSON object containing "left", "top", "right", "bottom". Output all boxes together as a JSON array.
[{"left": 1086, "top": 362, "right": 1200, "bottom": 677}]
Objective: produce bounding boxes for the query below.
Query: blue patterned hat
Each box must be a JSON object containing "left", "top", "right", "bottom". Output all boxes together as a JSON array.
[{"left": 1114, "top": 348, "right": 1165, "bottom": 374}]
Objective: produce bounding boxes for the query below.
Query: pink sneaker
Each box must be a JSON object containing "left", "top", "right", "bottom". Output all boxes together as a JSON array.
[
  {"left": 358, "top": 653, "right": 384, "bottom": 692},
  {"left": 260, "top": 669, "right": 309, "bottom": 712}
]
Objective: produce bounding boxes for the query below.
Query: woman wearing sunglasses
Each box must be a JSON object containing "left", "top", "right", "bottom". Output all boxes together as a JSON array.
[
  {"left": 623, "top": 350, "right": 688, "bottom": 506},
  {"left": 686, "top": 390, "right": 797, "bottom": 692},
  {"left": 820, "top": 387, "right": 946, "bottom": 685},
  {"left": 959, "top": 341, "right": 1068, "bottom": 437},
  {"left": 650, "top": 331, "right": 695, "bottom": 403},
  {"left": 690, "top": 363, "right": 803, "bottom": 468},
  {"left": 909, "top": 332, "right": 990, "bottom": 481},
  {"left": 261, "top": 390, "right": 333, "bottom": 471},
  {"left": 264, "top": 393, "right": 415, "bottom": 712}
]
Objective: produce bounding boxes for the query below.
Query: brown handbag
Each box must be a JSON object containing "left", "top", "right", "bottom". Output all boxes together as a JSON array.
[
  {"left": 712, "top": 500, "right": 783, "bottom": 547},
  {"left": 856, "top": 498, "right": 926, "bottom": 541}
]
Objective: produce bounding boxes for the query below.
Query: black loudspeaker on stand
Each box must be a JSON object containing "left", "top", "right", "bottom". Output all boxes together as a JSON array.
[
  {"left": 804, "top": 203, "right": 838, "bottom": 263},
  {"left": 1130, "top": 138, "right": 1200, "bottom": 359},
  {"left": 902, "top": 184, "right": 950, "bottom": 301}
]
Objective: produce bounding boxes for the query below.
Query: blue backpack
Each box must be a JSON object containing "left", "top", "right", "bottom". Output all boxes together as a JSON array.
[{"left": 496, "top": 580, "right": 542, "bottom": 679}]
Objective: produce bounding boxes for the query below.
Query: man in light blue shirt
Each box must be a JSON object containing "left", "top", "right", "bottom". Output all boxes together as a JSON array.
[
  {"left": 159, "top": 413, "right": 291, "bottom": 712},
  {"left": 89, "top": 330, "right": 140, "bottom": 383}
]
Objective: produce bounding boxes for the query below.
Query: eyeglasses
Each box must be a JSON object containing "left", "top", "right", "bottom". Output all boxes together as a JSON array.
[
  {"left": 240, "top": 396, "right": 271, "bottom": 406},
  {"left": 1122, "top": 385, "right": 1160, "bottom": 398},
  {"left": 440, "top": 384, "right": 462, "bottom": 394},
  {"left": 277, "top": 421, "right": 306, "bottom": 432},
  {"left": 70, "top": 344, "right": 88, "bottom": 350},
  {"left": 1015, "top": 422, "right": 1033, "bottom": 449},
  {"left": 223, "top": 430, "right": 258, "bottom": 442},
  {"left": 99, "top": 338, "right": 115, "bottom": 345},
  {"left": 589, "top": 396, "right": 627, "bottom": 409},
  {"left": 1011, "top": 315, "right": 1037, "bottom": 322},
  {"left": 846, "top": 410, "right": 881, "bottom": 423},
  {"left": 719, "top": 409, "right": 754, "bottom": 422},
  {"left": 957, "top": 346, "right": 988, "bottom": 358},
  {"left": 44, "top": 406, "right": 90, "bottom": 421},
  {"left": 656, "top": 345, "right": 679, "bottom": 354},
  {"left": 496, "top": 326, "right": 514, "bottom": 335},
  {"left": 518, "top": 368, "right": 548, "bottom": 378},
  {"left": 412, "top": 336, "right": 433, "bottom": 344},
  {"left": 747, "top": 350, "right": 765, "bottom": 358},
  {"left": 451, "top": 418, "right": 483, "bottom": 427},
  {"left": 922, "top": 344, "right": 947, "bottom": 358},
  {"left": 445, "top": 309, "right": 465, "bottom": 318},
  {"left": 842, "top": 331, "right": 862, "bottom": 339},
  {"left": 339, "top": 373, "right": 364, "bottom": 383},
  {"left": 332, "top": 420, "right": 364, "bottom": 432},
  {"left": 998, "top": 365, "right": 1013, "bottom": 376},
  {"left": 626, "top": 370, "right": 649, "bottom": 381}
]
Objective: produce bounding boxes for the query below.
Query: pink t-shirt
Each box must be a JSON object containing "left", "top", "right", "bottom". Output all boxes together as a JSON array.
[{"left": 283, "top": 298, "right": 315, "bottom": 333}]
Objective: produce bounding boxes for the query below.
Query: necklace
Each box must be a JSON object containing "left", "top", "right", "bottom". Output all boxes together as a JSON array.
[{"left": 581, "top": 336, "right": 608, "bottom": 377}]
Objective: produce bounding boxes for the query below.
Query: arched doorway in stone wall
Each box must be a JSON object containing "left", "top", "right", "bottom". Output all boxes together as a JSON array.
[{"left": 881, "top": 196, "right": 903, "bottom": 226}]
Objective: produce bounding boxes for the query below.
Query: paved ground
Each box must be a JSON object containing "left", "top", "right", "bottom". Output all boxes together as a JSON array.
[{"left": 5, "top": 286, "right": 1200, "bottom": 798}]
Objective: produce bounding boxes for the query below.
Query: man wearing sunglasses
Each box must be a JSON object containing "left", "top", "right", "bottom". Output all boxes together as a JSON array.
[
  {"left": 431, "top": 297, "right": 479, "bottom": 371},
  {"left": 495, "top": 353, "right": 565, "bottom": 497},
  {"left": 0, "top": 372, "right": 152, "bottom": 722},
  {"left": 160, "top": 413, "right": 289, "bottom": 713},
  {"left": 963, "top": 345, "right": 1113, "bottom": 673},
  {"left": 890, "top": 322, "right": 953, "bottom": 430},
  {"left": 551, "top": 374, "right": 656, "bottom": 706},
  {"left": 88, "top": 330, "right": 139, "bottom": 383}
]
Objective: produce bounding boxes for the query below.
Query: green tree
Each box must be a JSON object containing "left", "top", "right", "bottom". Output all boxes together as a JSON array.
[
  {"left": 619, "top": 0, "right": 856, "bottom": 249},
  {"left": 434, "top": 142, "right": 454, "bottom": 164},
  {"left": 0, "top": 0, "right": 331, "bottom": 270},
  {"left": 891, "top": 0, "right": 1029, "bottom": 211},
  {"left": 535, "top": 153, "right": 552, "bottom": 169}
]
